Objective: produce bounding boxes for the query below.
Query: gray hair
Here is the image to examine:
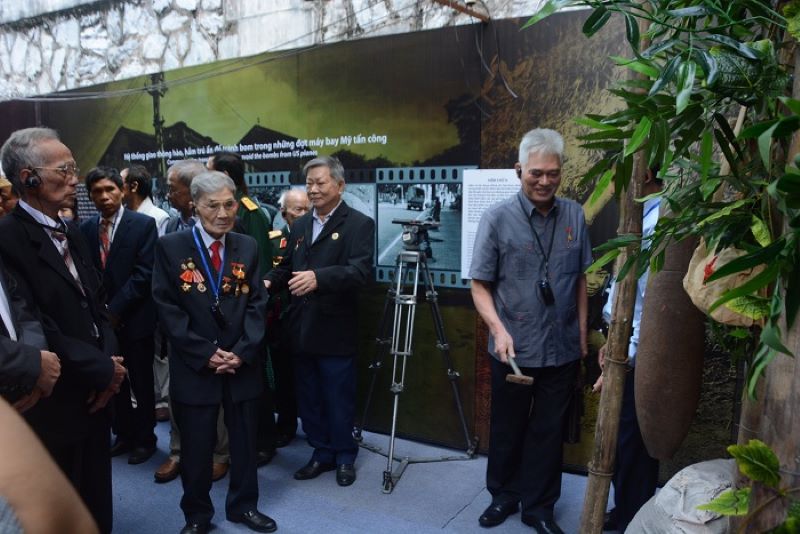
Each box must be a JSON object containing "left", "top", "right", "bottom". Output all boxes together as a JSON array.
[
  {"left": 1, "top": 127, "right": 61, "bottom": 190},
  {"left": 303, "top": 156, "right": 345, "bottom": 184},
  {"left": 518, "top": 128, "right": 564, "bottom": 165},
  {"left": 278, "top": 188, "right": 309, "bottom": 209},
  {"left": 168, "top": 159, "right": 206, "bottom": 188},
  {"left": 190, "top": 171, "right": 236, "bottom": 202}
]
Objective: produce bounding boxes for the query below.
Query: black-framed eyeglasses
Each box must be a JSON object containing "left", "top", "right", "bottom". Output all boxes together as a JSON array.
[{"left": 34, "top": 163, "right": 80, "bottom": 178}]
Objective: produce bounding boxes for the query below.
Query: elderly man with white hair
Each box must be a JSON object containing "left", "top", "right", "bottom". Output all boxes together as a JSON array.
[{"left": 152, "top": 170, "right": 275, "bottom": 534}]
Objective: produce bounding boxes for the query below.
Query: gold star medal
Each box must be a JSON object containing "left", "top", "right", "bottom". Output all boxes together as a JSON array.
[
  {"left": 181, "top": 282, "right": 191, "bottom": 293},
  {"left": 231, "top": 263, "right": 246, "bottom": 280}
]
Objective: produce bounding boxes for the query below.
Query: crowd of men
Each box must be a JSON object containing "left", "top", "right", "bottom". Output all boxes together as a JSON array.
[{"left": 0, "top": 125, "right": 657, "bottom": 534}]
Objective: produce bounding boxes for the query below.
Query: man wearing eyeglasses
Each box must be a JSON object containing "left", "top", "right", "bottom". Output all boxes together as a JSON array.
[
  {"left": 0, "top": 127, "right": 126, "bottom": 534},
  {"left": 469, "top": 129, "right": 591, "bottom": 534},
  {"left": 152, "top": 171, "right": 275, "bottom": 534}
]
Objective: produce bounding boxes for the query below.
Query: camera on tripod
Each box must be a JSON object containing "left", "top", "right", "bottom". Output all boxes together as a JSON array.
[{"left": 392, "top": 219, "right": 440, "bottom": 256}]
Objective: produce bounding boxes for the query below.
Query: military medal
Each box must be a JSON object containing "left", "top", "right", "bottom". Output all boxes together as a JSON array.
[
  {"left": 566, "top": 226, "right": 573, "bottom": 242},
  {"left": 241, "top": 283, "right": 250, "bottom": 294},
  {"left": 231, "top": 263, "right": 246, "bottom": 280},
  {"left": 197, "top": 282, "right": 207, "bottom": 293},
  {"left": 279, "top": 237, "right": 287, "bottom": 249},
  {"left": 181, "top": 282, "right": 191, "bottom": 292},
  {"left": 222, "top": 276, "right": 232, "bottom": 294}
]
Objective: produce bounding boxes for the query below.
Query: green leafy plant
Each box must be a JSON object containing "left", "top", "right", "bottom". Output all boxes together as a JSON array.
[
  {"left": 528, "top": 0, "right": 800, "bottom": 396},
  {"left": 698, "top": 439, "right": 800, "bottom": 532}
]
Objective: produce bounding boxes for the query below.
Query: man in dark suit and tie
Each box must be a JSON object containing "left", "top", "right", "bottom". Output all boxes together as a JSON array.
[
  {"left": 264, "top": 156, "right": 374, "bottom": 487},
  {"left": 152, "top": 170, "right": 276, "bottom": 534},
  {"left": 81, "top": 166, "right": 159, "bottom": 465},
  {"left": 0, "top": 127, "right": 126, "bottom": 534}
]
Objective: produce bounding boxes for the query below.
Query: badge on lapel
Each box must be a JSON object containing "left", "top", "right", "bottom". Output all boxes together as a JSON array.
[{"left": 332, "top": 232, "right": 340, "bottom": 240}]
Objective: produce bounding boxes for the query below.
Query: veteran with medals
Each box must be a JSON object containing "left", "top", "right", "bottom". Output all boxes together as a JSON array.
[{"left": 152, "top": 171, "right": 276, "bottom": 534}]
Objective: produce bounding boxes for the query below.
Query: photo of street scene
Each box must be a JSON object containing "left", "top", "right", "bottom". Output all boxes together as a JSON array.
[{"left": 376, "top": 183, "right": 462, "bottom": 273}]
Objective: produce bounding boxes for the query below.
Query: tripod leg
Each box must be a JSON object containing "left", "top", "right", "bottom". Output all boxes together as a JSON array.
[{"left": 421, "top": 259, "right": 477, "bottom": 456}]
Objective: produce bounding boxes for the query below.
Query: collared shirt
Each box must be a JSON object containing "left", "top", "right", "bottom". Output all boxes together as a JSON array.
[
  {"left": 602, "top": 197, "right": 661, "bottom": 365},
  {"left": 176, "top": 215, "right": 196, "bottom": 232},
  {"left": 18, "top": 200, "right": 68, "bottom": 251},
  {"left": 469, "top": 191, "right": 592, "bottom": 368},
  {"left": 195, "top": 223, "right": 227, "bottom": 254},
  {"left": 312, "top": 200, "right": 342, "bottom": 242},
  {"left": 101, "top": 205, "right": 124, "bottom": 245},
  {"left": 136, "top": 197, "right": 170, "bottom": 237},
  {"left": 0, "top": 275, "right": 17, "bottom": 341}
]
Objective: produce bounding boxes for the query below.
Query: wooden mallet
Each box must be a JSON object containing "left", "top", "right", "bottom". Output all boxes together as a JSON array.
[{"left": 506, "top": 355, "right": 533, "bottom": 386}]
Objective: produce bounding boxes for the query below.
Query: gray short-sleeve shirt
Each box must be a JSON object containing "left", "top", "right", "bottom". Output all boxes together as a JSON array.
[{"left": 469, "top": 191, "right": 592, "bottom": 367}]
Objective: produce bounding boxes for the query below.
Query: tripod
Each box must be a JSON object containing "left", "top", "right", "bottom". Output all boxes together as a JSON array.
[{"left": 354, "top": 248, "right": 477, "bottom": 493}]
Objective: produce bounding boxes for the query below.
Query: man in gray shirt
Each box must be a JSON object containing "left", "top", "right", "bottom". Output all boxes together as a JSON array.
[{"left": 470, "top": 128, "right": 591, "bottom": 534}]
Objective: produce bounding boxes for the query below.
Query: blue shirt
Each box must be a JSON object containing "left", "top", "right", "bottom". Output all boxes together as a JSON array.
[
  {"left": 602, "top": 197, "right": 661, "bottom": 365},
  {"left": 470, "top": 191, "right": 592, "bottom": 367}
]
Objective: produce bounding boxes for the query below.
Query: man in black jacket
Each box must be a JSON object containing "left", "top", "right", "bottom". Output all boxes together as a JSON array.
[
  {"left": 0, "top": 127, "right": 125, "bottom": 534},
  {"left": 264, "top": 156, "right": 374, "bottom": 487}
]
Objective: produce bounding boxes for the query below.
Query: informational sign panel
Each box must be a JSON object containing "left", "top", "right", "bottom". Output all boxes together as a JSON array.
[{"left": 460, "top": 169, "right": 520, "bottom": 279}]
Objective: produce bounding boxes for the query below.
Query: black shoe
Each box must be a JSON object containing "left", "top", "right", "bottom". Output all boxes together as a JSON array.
[
  {"left": 603, "top": 508, "right": 619, "bottom": 531},
  {"left": 522, "top": 516, "right": 565, "bottom": 534},
  {"left": 275, "top": 433, "right": 295, "bottom": 448},
  {"left": 336, "top": 464, "right": 356, "bottom": 486},
  {"left": 128, "top": 446, "right": 157, "bottom": 465},
  {"left": 179, "top": 522, "right": 209, "bottom": 534},
  {"left": 294, "top": 459, "right": 335, "bottom": 480},
  {"left": 229, "top": 510, "right": 277, "bottom": 533},
  {"left": 110, "top": 439, "right": 131, "bottom": 457},
  {"left": 478, "top": 501, "right": 519, "bottom": 527},
  {"left": 256, "top": 449, "right": 276, "bottom": 467}
]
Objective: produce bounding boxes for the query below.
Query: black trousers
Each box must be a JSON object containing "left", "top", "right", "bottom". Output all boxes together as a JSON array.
[
  {"left": 113, "top": 335, "right": 157, "bottom": 448},
  {"left": 256, "top": 348, "right": 277, "bottom": 452},
  {"left": 613, "top": 367, "right": 659, "bottom": 531},
  {"left": 173, "top": 384, "right": 260, "bottom": 525},
  {"left": 270, "top": 338, "right": 297, "bottom": 437},
  {"left": 486, "top": 357, "right": 578, "bottom": 521},
  {"left": 48, "top": 413, "right": 113, "bottom": 534}
]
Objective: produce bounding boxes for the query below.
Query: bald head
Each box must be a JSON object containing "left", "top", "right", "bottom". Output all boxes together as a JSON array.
[{"left": 280, "top": 189, "right": 310, "bottom": 228}]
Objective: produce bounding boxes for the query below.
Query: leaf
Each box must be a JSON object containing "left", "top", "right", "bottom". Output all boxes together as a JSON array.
[
  {"left": 751, "top": 216, "right": 772, "bottom": 247},
  {"left": 589, "top": 169, "right": 615, "bottom": 206},
  {"left": 676, "top": 61, "right": 697, "bottom": 115},
  {"left": 649, "top": 55, "right": 682, "bottom": 96},
  {"left": 587, "top": 249, "right": 620, "bottom": 274},
  {"left": 705, "top": 34, "right": 759, "bottom": 60},
  {"left": 706, "top": 239, "right": 784, "bottom": 282},
  {"left": 728, "top": 328, "right": 750, "bottom": 339},
  {"left": 609, "top": 56, "right": 660, "bottom": 78},
  {"left": 575, "top": 116, "right": 618, "bottom": 131},
  {"left": 521, "top": 0, "right": 574, "bottom": 28},
  {"left": 695, "top": 50, "right": 719, "bottom": 86},
  {"left": 739, "top": 119, "right": 780, "bottom": 140},
  {"left": 748, "top": 345, "right": 777, "bottom": 398},
  {"left": 583, "top": 6, "right": 612, "bottom": 37},
  {"left": 696, "top": 488, "right": 750, "bottom": 516},
  {"left": 761, "top": 323, "right": 793, "bottom": 356},
  {"left": 786, "top": 269, "right": 800, "bottom": 330},
  {"left": 700, "top": 178, "right": 721, "bottom": 200},
  {"left": 625, "top": 117, "right": 652, "bottom": 157},
  {"left": 709, "top": 262, "right": 779, "bottom": 314},
  {"left": 758, "top": 122, "right": 779, "bottom": 172},
  {"left": 624, "top": 12, "right": 640, "bottom": 52},
  {"left": 700, "top": 130, "right": 713, "bottom": 181},
  {"left": 696, "top": 199, "right": 748, "bottom": 228},
  {"left": 726, "top": 295, "right": 770, "bottom": 320},
  {"left": 727, "top": 439, "right": 781, "bottom": 488},
  {"left": 780, "top": 96, "right": 800, "bottom": 116},
  {"left": 641, "top": 39, "right": 679, "bottom": 59},
  {"left": 668, "top": 6, "right": 712, "bottom": 17}
]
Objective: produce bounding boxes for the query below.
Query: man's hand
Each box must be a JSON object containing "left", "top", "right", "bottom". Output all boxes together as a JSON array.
[
  {"left": 491, "top": 327, "right": 515, "bottom": 364},
  {"left": 288, "top": 271, "right": 317, "bottom": 296},
  {"left": 592, "top": 344, "right": 608, "bottom": 393},
  {"left": 107, "top": 356, "right": 126, "bottom": 393},
  {"left": 13, "top": 387, "right": 42, "bottom": 413},
  {"left": 580, "top": 331, "right": 588, "bottom": 359},
  {"left": 263, "top": 279, "right": 272, "bottom": 290},
  {"left": 213, "top": 349, "right": 242, "bottom": 374},
  {"left": 88, "top": 388, "right": 116, "bottom": 414},
  {"left": 36, "top": 350, "right": 61, "bottom": 397}
]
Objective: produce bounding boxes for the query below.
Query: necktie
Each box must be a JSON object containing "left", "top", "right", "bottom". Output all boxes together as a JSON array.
[
  {"left": 210, "top": 241, "right": 222, "bottom": 273},
  {"left": 99, "top": 218, "right": 112, "bottom": 268},
  {"left": 52, "top": 232, "right": 84, "bottom": 296}
]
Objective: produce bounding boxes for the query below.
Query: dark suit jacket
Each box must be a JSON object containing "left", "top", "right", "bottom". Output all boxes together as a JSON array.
[
  {"left": 0, "top": 259, "right": 45, "bottom": 401},
  {"left": 0, "top": 205, "right": 116, "bottom": 444},
  {"left": 264, "top": 201, "right": 374, "bottom": 356},
  {"left": 152, "top": 229, "right": 266, "bottom": 406},
  {"left": 81, "top": 209, "right": 158, "bottom": 341}
]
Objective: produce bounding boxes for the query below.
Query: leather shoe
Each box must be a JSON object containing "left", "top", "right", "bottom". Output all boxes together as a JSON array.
[
  {"left": 275, "top": 433, "right": 294, "bottom": 448},
  {"left": 128, "top": 446, "right": 156, "bottom": 465},
  {"left": 522, "top": 516, "right": 565, "bottom": 534},
  {"left": 294, "top": 459, "right": 335, "bottom": 480},
  {"left": 256, "top": 448, "right": 276, "bottom": 467},
  {"left": 229, "top": 510, "right": 276, "bottom": 533},
  {"left": 336, "top": 464, "right": 356, "bottom": 486},
  {"left": 110, "top": 439, "right": 130, "bottom": 457},
  {"left": 155, "top": 458, "right": 180, "bottom": 483},
  {"left": 155, "top": 407, "right": 170, "bottom": 422},
  {"left": 603, "top": 508, "right": 619, "bottom": 531},
  {"left": 211, "top": 462, "right": 229, "bottom": 482},
  {"left": 179, "top": 522, "right": 209, "bottom": 534},
  {"left": 478, "top": 501, "right": 519, "bottom": 527}
]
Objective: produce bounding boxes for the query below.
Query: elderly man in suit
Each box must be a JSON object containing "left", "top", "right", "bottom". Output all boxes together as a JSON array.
[
  {"left": 0, "top": 127, "right": 126, "bottom": 534},
  {"left": 81, "top": 166, "right": 159, "bottom": 465},
  {"left": 152, "top": 170, "right": 276, "bottom": 534},
  {"left": 264, "top": 156, "right": 374, "bottom": 487}
]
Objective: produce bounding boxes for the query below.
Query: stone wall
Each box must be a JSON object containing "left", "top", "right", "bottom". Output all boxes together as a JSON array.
[{"left": 0, "top": 0, "right": 547, "bottom": 100}]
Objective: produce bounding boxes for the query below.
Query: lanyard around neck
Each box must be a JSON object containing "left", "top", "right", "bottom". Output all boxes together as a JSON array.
[
  {"left": 518, "top": 195, "right": 557, "bottom": 279},
  {"left": 192, "top": 227, "right": 226, "bottom": 302}
]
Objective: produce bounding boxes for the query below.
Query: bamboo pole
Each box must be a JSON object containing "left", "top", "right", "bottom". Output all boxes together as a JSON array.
[{"left": 579, "top": 7, "right": 650, "bottom": 532}]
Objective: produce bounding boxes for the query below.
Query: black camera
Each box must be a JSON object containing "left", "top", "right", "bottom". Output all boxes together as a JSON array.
[
  {"left": 538, "top": 279, "right": 555, "bottom": 306},
  {"left": 392, "top": 219, "right": 440, "bottom": 252}
]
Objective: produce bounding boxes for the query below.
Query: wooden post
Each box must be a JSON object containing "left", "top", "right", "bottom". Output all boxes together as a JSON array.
[{"left": 579, "top": 6, "right": 650, "bottom": 532}]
